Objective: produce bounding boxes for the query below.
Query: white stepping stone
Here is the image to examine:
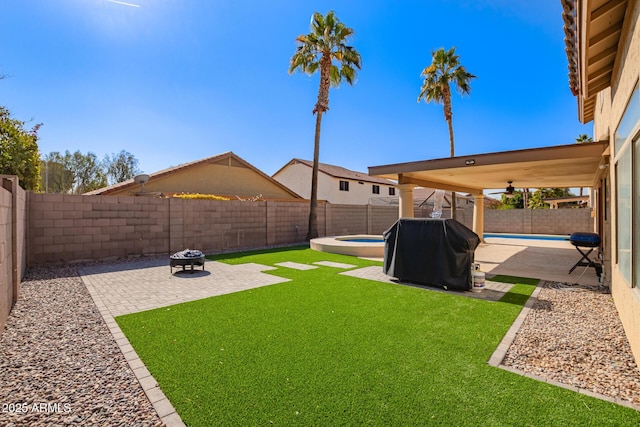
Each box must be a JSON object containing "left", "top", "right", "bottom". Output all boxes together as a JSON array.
[
  {"left": 275, "top": 262, "right": 318, "bottom": 271},
  {"left": 235, "top": 262, "right": 277, "bottom": 272},
  {"left": 313, "top": 261, "right": 357, "bottom": 269}
]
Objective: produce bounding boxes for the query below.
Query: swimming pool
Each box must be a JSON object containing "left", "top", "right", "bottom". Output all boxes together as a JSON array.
[
  {"left": 338, "top": 237, "right": 385, "bottom": 243},
  {"left": 483, "top": 233, "right": 569, "bottom": 241}
]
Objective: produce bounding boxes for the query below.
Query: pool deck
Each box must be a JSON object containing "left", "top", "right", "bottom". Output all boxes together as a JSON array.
[
  {"left": 362, "top": 236, "right": 600, "bottom": 287},
  {"left": 477, "top": 237, "right": 600, "bottom": 286}
]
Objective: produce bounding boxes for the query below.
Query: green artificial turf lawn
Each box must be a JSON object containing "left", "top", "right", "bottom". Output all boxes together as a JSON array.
[{"left": 117, "top": 247, "right": 640, "bottom": 426}]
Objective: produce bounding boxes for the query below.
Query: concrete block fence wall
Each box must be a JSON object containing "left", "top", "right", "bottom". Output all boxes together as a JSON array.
[
  {"left": 483, "top": 208, "right": 594, "bottom": 235},
  {"left": 29, "top": 193, "right": 171, "bottom": 263},
  {"left": 0, "top": 181, "right": 12, "bottom": 333},
  {"left": 0, "top": 176, "right": 27, "bottom": 333},
  {"left": 27, "top": 195, "right": 331, "bottom": 264},
  {"left": 24, "top": 193, "right": 594, "bottom": 266},
  {"left": 529, "top": 208, "right": 594, "bottom": 235}
]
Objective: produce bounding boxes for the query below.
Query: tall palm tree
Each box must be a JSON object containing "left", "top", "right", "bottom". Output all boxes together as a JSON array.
[
  {"left": 289, "top": 11, "right": 361, "bottom": 240},
  {"left": 418, "top": 47, "right": 475, "bottom": 220},
  {"left": 575, "top": 134, "right": 593, "bottom": 196}
]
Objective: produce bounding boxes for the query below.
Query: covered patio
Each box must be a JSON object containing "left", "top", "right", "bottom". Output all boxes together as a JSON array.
[
  {"left": 475, "top": 235, "right": 600, "bottom": 286},
  {"left": 368, "top": 141, "right": 609, "bottom": 240}
]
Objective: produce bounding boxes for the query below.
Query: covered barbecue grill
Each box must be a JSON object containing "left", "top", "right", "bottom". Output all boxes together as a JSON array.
[
  {"left": 568, "top": 232, "right": 602, "bottom": 278},
  {"left": 383, "top": 218, "right": 481, "bottom": 290}
]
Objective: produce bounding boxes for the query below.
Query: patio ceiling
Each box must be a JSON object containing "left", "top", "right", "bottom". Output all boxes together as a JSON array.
[{"left": 368, "top": 142, "right": 609, "bottom": 195}]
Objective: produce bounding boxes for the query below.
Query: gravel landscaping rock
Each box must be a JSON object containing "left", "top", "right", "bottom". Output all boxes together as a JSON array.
[
  {"left": 0, "top": 265, "right": 163, "bottom": 427},
  {"left": 502, "top": 281, "right": 640, "bottom": 407}
]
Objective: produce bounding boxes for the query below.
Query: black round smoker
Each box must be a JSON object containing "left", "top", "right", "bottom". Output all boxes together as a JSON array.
[{"left": 568, "top": 232, "right": 602, "bottom": 278}]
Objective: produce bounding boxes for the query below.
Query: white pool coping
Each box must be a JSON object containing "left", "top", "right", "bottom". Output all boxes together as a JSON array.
[{"left": 310, "top": 235, "right": 385, "bottom": 258}]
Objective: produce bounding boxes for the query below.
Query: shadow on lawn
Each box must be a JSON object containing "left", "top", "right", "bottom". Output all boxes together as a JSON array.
[{"left": 387, "top": 274, "right": 537, "bottom": 308}]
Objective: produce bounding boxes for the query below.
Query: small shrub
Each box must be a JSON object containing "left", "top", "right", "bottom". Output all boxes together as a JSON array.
[{"left": 173, "top": 193, "right": 230, "bottom": 201}]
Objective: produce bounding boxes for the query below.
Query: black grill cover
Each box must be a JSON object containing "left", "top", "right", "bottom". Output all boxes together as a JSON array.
[{"left": 383, "top": 218, "right": 481, "bottom": 290}]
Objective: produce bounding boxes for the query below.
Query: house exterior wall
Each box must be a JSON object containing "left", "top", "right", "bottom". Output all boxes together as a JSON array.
[
  {"left": 108, "top": 160, "right": 297, "bottom": 199},
  {"left": 593, "top": 88, "right": 612, "bottom": 141},
  {"left": 600, "top": 0, "right": 640, "bottom": 364},
  {"left": 327, "top": 176, "right": 396, "bottom": 205},
  {"left": 318, "top": 172, "right": 341, "bottom": 203},
  {"left": 273, "top": 162, "right": 397, "bottom": 205},
  {"left": 272, "top": 163, "right": 312, "bottom": 199}
]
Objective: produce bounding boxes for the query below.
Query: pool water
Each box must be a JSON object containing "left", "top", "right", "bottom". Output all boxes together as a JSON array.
[{"left": 483, "top": 233, "right": 569, "bottom": 241}]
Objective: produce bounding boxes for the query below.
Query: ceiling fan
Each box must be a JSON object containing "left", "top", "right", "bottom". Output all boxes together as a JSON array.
[{"left": 490, "top": 181, "right": 516, "bottom": 198}]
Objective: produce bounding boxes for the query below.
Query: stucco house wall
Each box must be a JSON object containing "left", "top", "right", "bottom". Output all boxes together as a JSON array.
[
  {"left": 600, "top": 0, "right": 640, "bottom": 364},
  {"left": 271, "top": 162, "right": 312, "bottom": 199},
  {"left": 273, "top": 160, "right": 397, "bottom": 205},
  {"left": 593, "top": 87, "right": 612, "bottom": 141},
  {"left": 138, "top": 160, "right": 293, "bottom": 199},
  {"left": 86, "top": 152, "right": 301, "bottom": 200}
]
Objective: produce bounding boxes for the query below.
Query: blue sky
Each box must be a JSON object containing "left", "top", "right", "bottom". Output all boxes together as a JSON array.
[{"left": 1, "top": 0, "right": 591, "bottom": 180}]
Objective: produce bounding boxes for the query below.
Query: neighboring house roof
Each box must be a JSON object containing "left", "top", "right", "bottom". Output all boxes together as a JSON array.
[
  {"left": 85, "top": 151, "right": 302, "bottom": 199},
  {"left": 273, "top": 158, "right": 395, "bottom": 186}
]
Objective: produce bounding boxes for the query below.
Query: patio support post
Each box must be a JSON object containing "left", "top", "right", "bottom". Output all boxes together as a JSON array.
[
  {"left": 473, "top": 194, "right": 485, "bottom": 242},
  {"left": 397, "top": 184, "right": 416, "bottom": 218}
]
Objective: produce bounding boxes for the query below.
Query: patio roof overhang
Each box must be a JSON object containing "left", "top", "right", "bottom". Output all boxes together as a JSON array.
[
  {"left": 368, "top": 141, "right": 609, "bottom": 195},
  {"left": 563, "top": 0, "right": 628, "bottom": 123}
]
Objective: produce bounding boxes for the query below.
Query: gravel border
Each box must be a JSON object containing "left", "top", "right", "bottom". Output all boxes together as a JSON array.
[
  {"left": 0, "top": 265, "right": 164, "bottom": 426},
  {"left": 500, "top": 281, "right": 640, "bottom": 410}
]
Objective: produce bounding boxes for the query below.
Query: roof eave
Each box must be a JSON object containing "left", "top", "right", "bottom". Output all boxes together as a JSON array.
[{"left": 569, "top": 0, "right": 629, "bottom": 123}]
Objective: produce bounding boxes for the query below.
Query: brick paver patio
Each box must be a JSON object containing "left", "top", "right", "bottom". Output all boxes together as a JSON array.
[{"left": 79, "top": 258, "right": 290, "bottom": 317}]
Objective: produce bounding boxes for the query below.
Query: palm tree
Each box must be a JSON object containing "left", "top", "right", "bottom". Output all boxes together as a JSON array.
[
  {"left": 575, "top": 134, "right": 593, "bottom": 195},
  {"left": 575, "top": 134, "right": 593, "bottom": 143},
  {"left": 289, "top": 11, "right": 361, "bottom": 240},
  {"left": 418, "top": 47, "right": 475, "bottom": 220}
]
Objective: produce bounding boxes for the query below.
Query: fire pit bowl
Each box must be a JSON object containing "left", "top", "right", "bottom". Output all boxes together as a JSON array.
[{"left": 170, "top": 249, "right": 205, "bottom": 274}]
